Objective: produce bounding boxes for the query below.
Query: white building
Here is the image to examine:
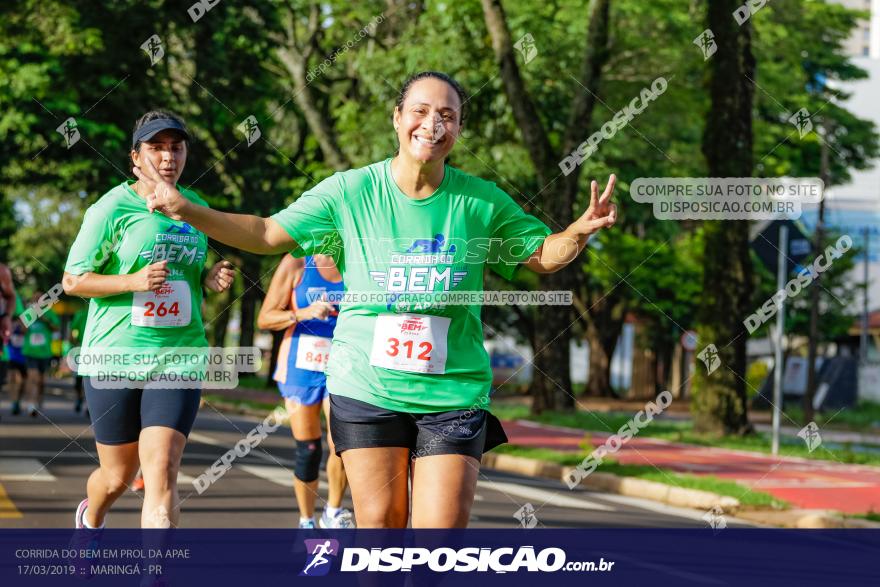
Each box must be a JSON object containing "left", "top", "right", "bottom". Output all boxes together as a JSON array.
[
  {"left": 834, "top": 0, "right": 879, "bottom": 58},
  {"left": 799, "top": 57, "right": 880, "bottom": 312}
]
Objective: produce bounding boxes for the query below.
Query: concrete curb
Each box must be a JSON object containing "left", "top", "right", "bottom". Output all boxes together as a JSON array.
[
  {"left": 481, "top": 453, "right": 740, "bottom": 514},
  {"left": 734, "top": 509, "right": 880, "bottom": 529},
  {"left": 571, "top": 470, "right": 740, "bottom": 513}
]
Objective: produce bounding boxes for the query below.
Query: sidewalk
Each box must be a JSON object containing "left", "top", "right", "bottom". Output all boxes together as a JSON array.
[
  {"left": 200, "top": 386, "right": 880, "bottom": 514},
  {"left": 503, "top": 419, "right": 880, "bottom": 515}
]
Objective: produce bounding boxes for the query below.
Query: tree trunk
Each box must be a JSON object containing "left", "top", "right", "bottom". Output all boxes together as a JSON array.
[
  {"left": 585, "top": 312, "right": 622, "bottom": 397},
  {"left": 481, "top": 0, "right": 611, "bottom": 413},
  {"left": 210, "top": 286, "right": 233, "bottom": 346},
  {"left": 692, "top": 0, "right": 754, "bottom": 436},
  {"left": 276, "top": 47, "right": 351, "bottom": 171},
  {"left": 237, "top": 254, "right": 263, "bottom": 348},
  {"left": 804, "top": 118, "right": 830, "bottom": 423},
  {"left": 270, "top": 3, "right": 351, "bottom": 172},
  {"left": 266, "top": 330, "right": 284, "bottom": 387},
  {"left": 656, "top": 341, "right": 674, "bottom": 394},
  {"left": 586, "top": 328, "right": 613, "bottom": 397},
  {"left": 531, "top": 270, "right": 575, "bottom": 412}
]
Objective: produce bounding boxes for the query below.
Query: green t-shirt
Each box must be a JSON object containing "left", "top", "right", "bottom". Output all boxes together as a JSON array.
[
  {"left": 64, "top": 181, "right": 210, "bottom": 379},
  {"left": 23, "top": 309, "right": 59, "bottom": 359},
  {"left": 271, "top": 159, "right": 551, "bottom": 412}
]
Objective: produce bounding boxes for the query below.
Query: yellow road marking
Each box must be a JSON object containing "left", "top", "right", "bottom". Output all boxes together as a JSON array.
[{"left": 0, "top": 482, "right": 23, "bottom": 518}]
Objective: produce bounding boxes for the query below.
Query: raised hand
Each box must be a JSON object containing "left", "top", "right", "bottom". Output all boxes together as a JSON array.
[
  {"left": 132, "top": 156, "right": 189, "bottom": 220},
  {"left": 573, "top": 174, "right": 617, "bottom": 237},
  {"left": 204, "top": 260, "right": 236, "bottom": 293}
]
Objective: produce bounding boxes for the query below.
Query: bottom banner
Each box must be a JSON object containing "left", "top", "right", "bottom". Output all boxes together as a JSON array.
[{"left": 0, "top": 529, "right": 876, "bottom": 586}]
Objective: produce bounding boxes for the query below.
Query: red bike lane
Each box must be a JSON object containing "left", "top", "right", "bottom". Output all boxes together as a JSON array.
[{"left": 503, "top": 419, "right": 880, "bottom": 514}]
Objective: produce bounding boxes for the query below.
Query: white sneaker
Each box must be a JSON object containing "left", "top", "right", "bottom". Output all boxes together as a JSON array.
[{"left": 319, "top": 508, "right": 355, "bottom": 528}]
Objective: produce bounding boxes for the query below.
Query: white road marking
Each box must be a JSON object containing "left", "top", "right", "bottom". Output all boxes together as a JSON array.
[
  {"left": 187, "top": 432, "right": 296, "bottom": 467},
  {"left": 187, "top": 432, "right": 227, "bottom": 447},
  {"left": 239, "top": 464, "right": 329, "bottom": 492},
  {"left": 0, "top": 458, "right": 56, "bottom": 482},
  {"left": 177, "top": 472, "right": 197, "bottom": 484},
  {"left": 478, "top": 479, "right": 613, "bottom": 511},
  {"left": 239, "top": 464, "right": 292, "bottom": 487}
]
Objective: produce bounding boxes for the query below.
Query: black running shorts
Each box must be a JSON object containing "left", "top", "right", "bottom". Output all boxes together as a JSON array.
[{"left": 329, "top": 394, "right": 507, "bottom": 460}]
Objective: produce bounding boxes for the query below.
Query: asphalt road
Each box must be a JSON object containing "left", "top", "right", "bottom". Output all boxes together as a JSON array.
[{"left": 0, "top": 390, "right": 753, "bottom": 529}]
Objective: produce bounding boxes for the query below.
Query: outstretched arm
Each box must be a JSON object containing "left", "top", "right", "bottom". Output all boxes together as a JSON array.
[
  {"left": 133, "top": 157, "right": 296, "bottom": 255},
  {"left": 524, "top": 174, "right": 617, "bottom": 273}
]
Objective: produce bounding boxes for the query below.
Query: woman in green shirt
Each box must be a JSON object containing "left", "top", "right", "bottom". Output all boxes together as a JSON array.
[
  {"left": 63, "top": 111, "right": 234, "bottom": 530},
  {"left": 136, "top": 72, "right": 617, "bottom": 528}
]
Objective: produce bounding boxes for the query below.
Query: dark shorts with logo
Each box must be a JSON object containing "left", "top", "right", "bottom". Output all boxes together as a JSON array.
[{"left": 329, "top": 394, "right": 508, "bottom": 460}]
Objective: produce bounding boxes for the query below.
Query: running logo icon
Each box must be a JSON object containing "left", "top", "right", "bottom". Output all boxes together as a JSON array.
[
  {"left": 693, "top": 29, "right": 717, "bottom": 60},
  {"left": 165, "top": 223, "right": 195, "bottom": 234},
  {"left": 788, "top": 108, "right": 813, "bottom": 138},
  {"left": 797, "top": 421, "right": 822, "bottom": 452},
  {"left": 238, "top": 115, "right": 261, "bottom": 147},
  {"left": 404, "top": 233, "right": 456, "bottom": 254},
  {"left": 56, "top": 118, "right": 80, "bottom": 149},
  {"left": 702, "top": 505, "right": 727, "bottom": 533},
  {"left": 697, "top": 344, "right": 721, "bottom": 375},
  {"left": 300, "top": 539, "right": 339, "bottom": 577},
  {"left": 514, "top": 503, "right": 538, "bottom": 529},
  {"left": 140, "top": 34, "right": 165, "bottom": 66},
  {"left": 514, "top": 33, "right": 538, "bottom": 64}
]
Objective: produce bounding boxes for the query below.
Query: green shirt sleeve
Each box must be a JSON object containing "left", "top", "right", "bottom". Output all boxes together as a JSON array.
[
  {"left": 64, "top": 202, "right": 115, "bottom": 276},
  {"left": 270, "top": 173, "right": 343, "bottom": 257},
  {"left": 487, "top": 188, "right": 552, "bottom": 280}
]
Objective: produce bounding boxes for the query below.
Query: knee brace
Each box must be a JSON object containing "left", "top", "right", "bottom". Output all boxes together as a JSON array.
[{"left": 294, "top": 438, "right": 323, "bottom": 482}]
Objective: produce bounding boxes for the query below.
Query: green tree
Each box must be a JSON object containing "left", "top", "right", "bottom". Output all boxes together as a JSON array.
[{"left": 691, "top": 0, "right": 755, "bottom": 436}]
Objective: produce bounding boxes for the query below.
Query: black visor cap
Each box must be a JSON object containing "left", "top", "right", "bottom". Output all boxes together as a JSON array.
[{"left": 132, "top": 118, "right": 190, "bottom": 148}]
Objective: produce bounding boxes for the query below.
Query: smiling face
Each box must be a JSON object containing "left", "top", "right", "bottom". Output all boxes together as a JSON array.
[
  {"left": 393, "top": 77, "right": 462, "bottom": 164},
  {"left": 131, "top": 129, "right": 188, "bottom": 185}
]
